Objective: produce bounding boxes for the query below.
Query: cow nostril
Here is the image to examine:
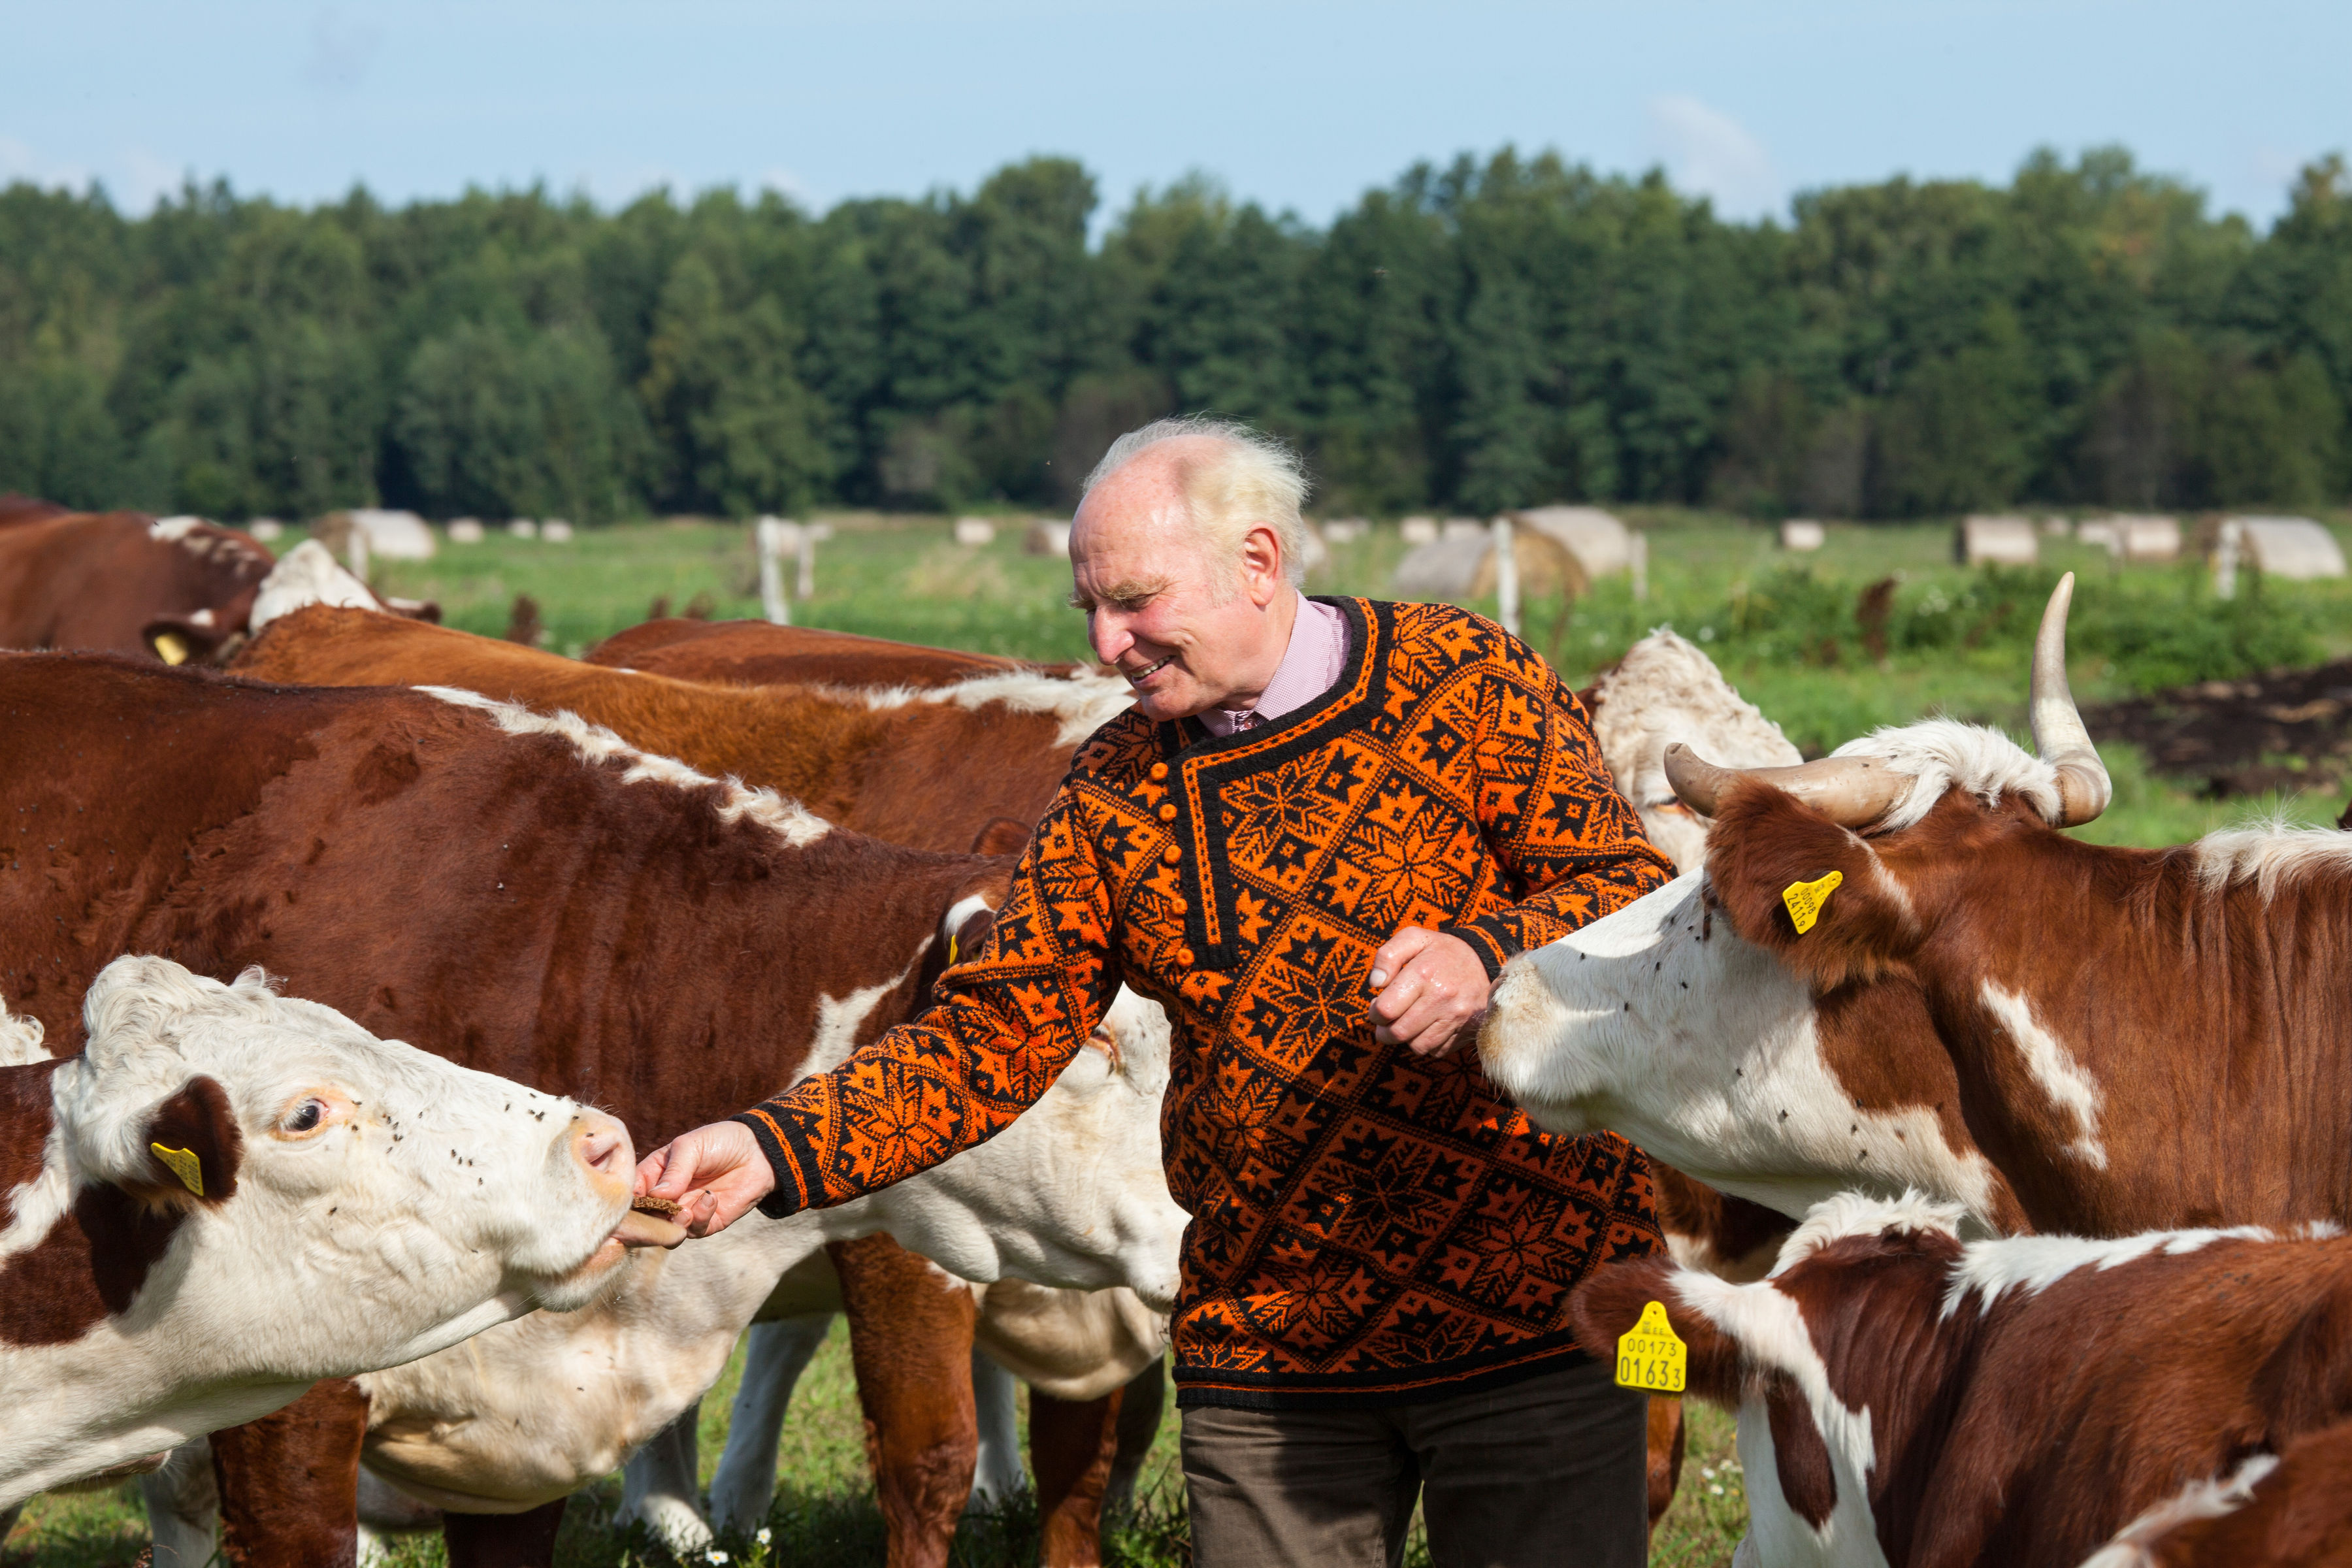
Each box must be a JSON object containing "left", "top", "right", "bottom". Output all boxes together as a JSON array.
[{"left": 575, "top": 1124, "right": 625, "bottom": 1177}]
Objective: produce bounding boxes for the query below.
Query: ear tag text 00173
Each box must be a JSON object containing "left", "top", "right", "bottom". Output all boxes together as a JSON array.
[
  {"left": 152, "top": 1143, "right": 204, "bottom": 1197},
  {"left": 1782, "top": 870, "right": 1844, "bottom": 936},
  {"left": 1614, "top": 1300, "right": 1686, "bottom": 1394}
]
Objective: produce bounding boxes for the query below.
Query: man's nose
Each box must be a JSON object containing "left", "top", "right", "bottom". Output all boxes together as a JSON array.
[{"left": 1089, "top": 610, "right": 1131, "bottom": 666}]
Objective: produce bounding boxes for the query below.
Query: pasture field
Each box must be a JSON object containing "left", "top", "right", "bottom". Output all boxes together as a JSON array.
[{"left": 8, "top": 506, "right": 2347, "bottom": 1566}]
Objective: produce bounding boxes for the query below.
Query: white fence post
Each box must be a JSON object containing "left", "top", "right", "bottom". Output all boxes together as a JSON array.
[
  {"left": 1490, "top": 516, "right": 1519, "bottom": 636},
  {"left": 755, "top": 517, "right": 793, "bottom": 625},
  {"left": 2214, "top": 519, "right": 2242, "bottom": 601},
  {"left": 1629, "top": 532, "right": 1648, "bottom": 603},
  {"left": 798, "top": 522, "right": 832, "bottom": 601},
  {"left": 346, "top": 524, "right": 369, "bottom": 585}
]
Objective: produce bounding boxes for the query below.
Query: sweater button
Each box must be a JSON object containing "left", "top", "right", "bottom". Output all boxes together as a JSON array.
[
  {"left": 1171, "top": 897, "right": 1188, "bottom": 914},
  {"left": 1149, "top": 762, "right": 1169, "bottom": 781},
  {"left": 1175, "top": 947, "right": 1196, "bottom": 967},
  {"left": 1162, "top": 845, "right": 1181, "bottom": 865},
  {"left": 1158, "top": 803, "right": 1177, "bottom": 822}
]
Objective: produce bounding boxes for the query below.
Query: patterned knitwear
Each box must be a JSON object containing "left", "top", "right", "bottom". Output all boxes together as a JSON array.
[{"left": 736, "top": 598, "right": 1676, "bottom": 1409}]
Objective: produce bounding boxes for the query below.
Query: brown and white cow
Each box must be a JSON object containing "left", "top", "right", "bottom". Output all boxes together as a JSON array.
[
  {"left": 237, "top": 604, "right": 1128, "bottom": 852},
  {"left": 0, "top": 953, "right": 647, "bottom": 1509},
  {"left": 2082, "top": 1419, "right": 2352, "bottom": 1568},
  {"left": 233, "top": 604, "right": 1151, "bottom": 1563},
  {"left": 0, "top": 511, "right": 274, "bottom": 662},
  {"left": 0, "top": 653, "right": 1184, "bottom": 1566},
  {"left": 586, "top": 616, "right": 1084, "bottom": 689},
  {"left": 1571, "top": 1193, "right": 2352, "bottom": 1568}
]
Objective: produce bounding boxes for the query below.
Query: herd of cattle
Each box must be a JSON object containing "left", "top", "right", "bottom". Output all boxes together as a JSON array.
[{"left": 0, "top": 498, "right": 2347, "bottom": 1567}]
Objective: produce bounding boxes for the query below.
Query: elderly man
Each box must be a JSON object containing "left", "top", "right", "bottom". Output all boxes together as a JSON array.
[{"left": 640, "top": 417, "right": 1675, "bottom": 1565}]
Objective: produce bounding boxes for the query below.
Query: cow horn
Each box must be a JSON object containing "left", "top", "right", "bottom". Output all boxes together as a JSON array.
[
  {"left": 2028, "top": 572, "right": 2111, "bottom": 826},
  {"left": 1663, "top": 743, "right": 1908, "bottom": 828}
]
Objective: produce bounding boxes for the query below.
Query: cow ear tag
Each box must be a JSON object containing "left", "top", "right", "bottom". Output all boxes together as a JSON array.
[
  {"left": 151, "top": 1143, "right": 204, "bottom": 1197},
  {"left": 152, "top": 632, "right": 191, "bottom": 666},
  {"left": 1614, "top": 1300, "right": 1687, "bottom": 1393},
  {"left": 1782, "top": 870, "right": 1844, "bottom": 936}
]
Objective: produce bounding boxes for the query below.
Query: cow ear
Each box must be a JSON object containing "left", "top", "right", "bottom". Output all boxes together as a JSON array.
[
  {"left": 140, "top": 1076, "right": 242, "bottom": 1203},
  {"left": 1702, "top": 779, "right": 1920, "bottom": 988},
  {"left": 969, "top": 817, "right": 1032, "bottom": 858},
  {"left": 382, "top": 595, "right": 442, "bottom": 624},
  {"left": 1568, "top": 1256, "right": 1744, "bottom": 1406},
  {"left": 142, "top": 613, "right": 241, "bottom": 668},
  {"left": 915, "top": 899, "right": 998, "bottom": 1007}
]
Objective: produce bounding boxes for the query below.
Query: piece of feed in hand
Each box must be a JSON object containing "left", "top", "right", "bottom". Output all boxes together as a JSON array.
[{"left": 630, "top": 1194, "right": 682, "bottom": 1217}]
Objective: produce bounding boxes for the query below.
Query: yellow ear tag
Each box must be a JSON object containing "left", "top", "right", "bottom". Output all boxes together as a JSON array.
[
  {"left": 947, "top": 934, "right": 958, "bottom": 968},
  {"left": 1782, "top": 870, "right": 1844, "bottom": 936},
  {"left": 153, "top": 632, "right": 190, "bottom": 666},
  {"left": 1614, "top": 1300, "right": 1687, "bottom": 1393},
  {"left": 152, "top": 1143, "right": 204, "bottom": 1196}
]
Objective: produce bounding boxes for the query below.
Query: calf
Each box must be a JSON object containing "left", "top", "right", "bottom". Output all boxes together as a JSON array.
[
  {"left": 0, "top": 654, "right": 1184, "bottom": 1565},
  {"left": 587, "top": 617, "right": 1081, "bottom": 688},
  {"left": 0, "top": 953, "right": 642, "bottom": 1508},
  {"left": 2083, "top": 1420, "right": 2352, "bottom": 1567},
  {"left": 0, "top": 511, "right": 273, "bottom": 661},
  {"left": 1570, "top": 1193, "right": 2352, "bottom": 1568}
]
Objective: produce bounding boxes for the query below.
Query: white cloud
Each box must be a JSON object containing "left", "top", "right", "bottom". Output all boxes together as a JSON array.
[
  {"left": 0, "top": 137, "right": 94, "bottom": 193},
  {"left": 119, "top": 148, "right": 188, "bottom": 212},
  {"left": 1647, "top": 93, "right": 1784, "bottom": 221}
]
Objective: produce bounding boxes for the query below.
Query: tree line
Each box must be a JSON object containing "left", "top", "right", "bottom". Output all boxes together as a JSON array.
[{"left": 1, "top": 145, "right": 2346, "bottom": 525}]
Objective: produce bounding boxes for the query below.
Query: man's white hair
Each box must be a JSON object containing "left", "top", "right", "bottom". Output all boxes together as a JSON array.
[{"left": 1082, "top": 416, "right": 1312, "bottom": 593}]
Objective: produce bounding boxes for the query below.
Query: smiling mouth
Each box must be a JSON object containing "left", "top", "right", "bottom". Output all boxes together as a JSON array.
[{"left": 1124, "top": 656, "right": 1174, "bottom": 685}]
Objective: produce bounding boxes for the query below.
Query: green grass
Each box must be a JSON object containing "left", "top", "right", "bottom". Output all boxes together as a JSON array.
[{"left": 18, "top": 505, "right": 2352, "bottom": 1565}]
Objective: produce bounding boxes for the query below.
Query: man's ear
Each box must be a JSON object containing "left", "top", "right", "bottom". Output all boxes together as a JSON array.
[
  {"left": 140, "top": 1076, "right": 242, "bottom": 1203},
  {"left": 1568, "top": 1256, "right": 1744, "bottom": 1407},
  {"left": 1703, "top": 779, "right": 1920, "bottom": 988}
]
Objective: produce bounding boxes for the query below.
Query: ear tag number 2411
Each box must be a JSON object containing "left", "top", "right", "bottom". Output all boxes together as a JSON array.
[
  {"left": 1782, "top": 870, "right": 1843, "bottom": 936},
  {"left": 1614, "top": 1301, "right": 1686, "bottom": 1394}
]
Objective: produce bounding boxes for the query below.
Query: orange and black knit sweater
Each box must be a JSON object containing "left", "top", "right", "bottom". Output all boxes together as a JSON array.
[{"left": 738, "top": 598, "right": 1675, "bottom": 1409}]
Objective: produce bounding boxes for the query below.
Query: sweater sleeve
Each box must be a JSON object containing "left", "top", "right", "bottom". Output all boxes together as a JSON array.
[
  {"left": 1439, "top": 636, "right": 1675, "bottom": 977},
  {"left": 732, "top": 783, "right": 1125, "bottom": 1217}
]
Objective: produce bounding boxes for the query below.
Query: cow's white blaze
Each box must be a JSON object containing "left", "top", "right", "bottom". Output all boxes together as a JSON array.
[
  {"left": 1482, "top": 874, "right": 2003, "bottom": 1228},
  {"left": 1673, "top": 1272, "right": 1885, "bottom": 1568},
  {"left": 2076, "top": 1452, "right": 2280, "bottom": 1568},
  {"left": 855, "top": 670, "right": 1134, "bottom": 747},
  {"left": 1977, "top": 981, "right": 2108, "bottom": 1169},
  {"left": 1940, "top": 1220, "right": 2332, "bottom": 1320},
  {"left": 248, "top": 540, "right": 381, "bottom": 633},
  {"left": 0, "top": 957, "right": 633, "bottom": 1507},
  {"left": 417, "top": 686, "right": 832, "bottom": 847}
]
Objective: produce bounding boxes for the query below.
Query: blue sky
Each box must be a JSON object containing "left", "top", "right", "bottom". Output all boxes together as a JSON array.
[{"left": 5, "top": 1, "right": 2344, "bottom": 229}]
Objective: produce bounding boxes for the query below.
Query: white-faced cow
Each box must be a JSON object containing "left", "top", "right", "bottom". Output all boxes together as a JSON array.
[
  {"left": 1571, "top": 1192, "right": 2352, "bottom": 1568},
  {"left": 0, "top": 954, "right": 647, "bottom": 1510},
  {"left": 1480, "top": 576, "right": 2335, "bottom": 1238},
  {"left": 0, "top": 653, "right": 1184, "bottom": 1567}
]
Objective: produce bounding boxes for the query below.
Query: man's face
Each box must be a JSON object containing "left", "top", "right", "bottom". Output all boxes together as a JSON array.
[{"left": 1068, "top": 445, "right": 1289, "bottom": 723}]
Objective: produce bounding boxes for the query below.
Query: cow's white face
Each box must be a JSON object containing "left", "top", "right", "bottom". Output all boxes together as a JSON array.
[
  {"left": 247, "top": 540, "right": 380, "bottom": 633},
  {"left": 845, "top": 985, "right": 1186, "bottom": 1310},
  {"left": 54, "top": 957, "right": 638, "bottom": 1358},
  {"left": 1481, "top": 874, "right": 2005, "bottom": 1230}
]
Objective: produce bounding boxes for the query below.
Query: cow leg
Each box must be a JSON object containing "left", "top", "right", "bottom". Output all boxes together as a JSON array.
[
  {"left": 140, "top": 1438, "right": 219, "bottom": 1567},
  {"left": 969, "top": 1348, "right": 1026, "bottom": 1510},
  {"left": 1645, "top": 1396, "right": 1687, "bottom": 1532},
  {"left": 830, "top": 1234, "right": 978, "bottom": 1568},
  {"left": 1030, "top": 1388, "right": 1122, "bottom": 1568},
  {"left": 355, "top": 1467, "right": 441, "bottom": 1567},
  {"left": 617, "top": 1397, "right": 713, "bottom": 1553},
  {"left": 710, "top": 1313, "right": 835, "bottom": 1533},
  {"left": 442, "top": 1500, "right": 566, "bottom": 1568},
  {"left": 209, "top": 1379, "right": 370, "bottom": 1568},
  {"left": 1104, "top": 1356, "right": 1167, "bottom": 1518}
]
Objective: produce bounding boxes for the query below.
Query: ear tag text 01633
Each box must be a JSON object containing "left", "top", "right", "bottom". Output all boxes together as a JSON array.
[
  {"left": 1614, "top": 1300, "right": 1686, "bottom": 1393},
  {"left": 1782, "top": 870, "right": 1844, "bottom": 936},
  {"left": 152, "top": 1143, "right": 204, "bottom": 1196}
]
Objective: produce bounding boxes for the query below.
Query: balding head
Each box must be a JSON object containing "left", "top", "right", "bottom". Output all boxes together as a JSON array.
[
  {"left": 1081, "top": 418, "right": 1310, "bottom": 597},
  {"left": 1068, "top": 417, "right": 1308, "bottom": 722}
]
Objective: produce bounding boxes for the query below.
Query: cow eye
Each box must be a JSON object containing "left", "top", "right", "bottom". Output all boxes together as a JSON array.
[{"left": 282, "top": 1100, "right": 325, "bottom": 1134}]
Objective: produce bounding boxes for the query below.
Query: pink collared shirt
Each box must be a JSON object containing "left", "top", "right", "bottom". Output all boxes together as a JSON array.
[{"left": 1198, "top": 594, "right": 1350, "bottom": 736}]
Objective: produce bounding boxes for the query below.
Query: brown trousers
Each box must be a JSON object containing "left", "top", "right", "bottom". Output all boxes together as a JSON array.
[{"left": 1179, "top": 1357, "right": 1649, "bottom": 1568}]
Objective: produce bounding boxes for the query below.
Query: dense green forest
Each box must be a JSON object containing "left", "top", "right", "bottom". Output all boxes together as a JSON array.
[{"left": 2, "top": 145, "right": 2347, "bottom": 524}]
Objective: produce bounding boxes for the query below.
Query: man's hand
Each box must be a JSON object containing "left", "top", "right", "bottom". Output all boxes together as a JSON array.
[
  {"left": 634, "top": 1120, "right": 777, "bottom": 1239},
  {"left": 1368, "top": 926, "right": 1490, "bottom": 1057}
]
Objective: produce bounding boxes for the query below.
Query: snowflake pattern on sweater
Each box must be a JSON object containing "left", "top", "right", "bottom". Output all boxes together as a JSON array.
[{"left": 737, "top": 598, "right": 1674, "bottom": 1407}]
